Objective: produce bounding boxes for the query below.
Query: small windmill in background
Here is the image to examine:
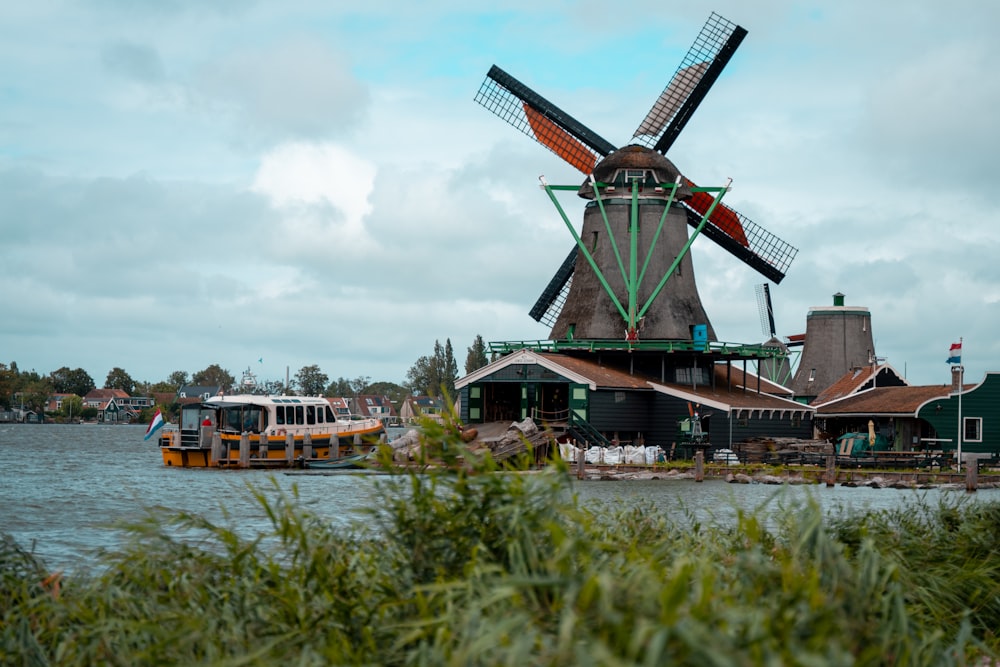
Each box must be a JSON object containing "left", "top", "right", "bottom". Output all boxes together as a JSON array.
[{"left": 754, "top": 283, "right": 802, "bottom": 386}]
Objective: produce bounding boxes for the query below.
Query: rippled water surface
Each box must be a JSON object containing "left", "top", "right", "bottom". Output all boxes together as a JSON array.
[{"left": 2, "top": 424, "right": 995, "bottom": 571}]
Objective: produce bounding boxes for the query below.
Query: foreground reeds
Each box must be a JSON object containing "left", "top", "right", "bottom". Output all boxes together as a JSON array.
[{"left": 2, "top": 419, "right": 999, "bottom": 665}]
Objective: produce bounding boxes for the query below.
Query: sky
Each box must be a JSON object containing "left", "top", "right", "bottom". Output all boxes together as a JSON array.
[{"left": 2, "top": 0, "right": 999, "bottom": 391}]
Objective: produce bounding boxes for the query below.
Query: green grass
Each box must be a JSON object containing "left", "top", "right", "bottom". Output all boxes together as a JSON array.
[{"left": 2, "top": 417, "right": 999, "bottom": 665}]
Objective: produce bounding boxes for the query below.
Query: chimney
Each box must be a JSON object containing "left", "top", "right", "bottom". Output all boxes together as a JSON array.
[
  {"left": 952, "top": 366, "right": 963, "bottom": 392},
  {"left": 833, "top": 292, "right": 845, "bottom": 306}
]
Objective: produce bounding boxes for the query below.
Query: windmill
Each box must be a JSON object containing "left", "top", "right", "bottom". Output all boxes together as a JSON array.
[
  {"left": 475, "top": 13, "right": 797, "bottom": 343},
  {"left": 754, "top": 283, "right": 797, "bottom": 386}
]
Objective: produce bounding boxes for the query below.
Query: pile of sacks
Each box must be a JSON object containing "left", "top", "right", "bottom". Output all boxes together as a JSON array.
[{"left": 559, "top": 443, "right": 665, "bottom": 465}]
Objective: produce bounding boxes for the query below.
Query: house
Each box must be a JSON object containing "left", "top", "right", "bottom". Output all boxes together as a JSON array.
[
  {"left": 177, "top": 385, "right": 221, "bottom": 402},
  {"left": 45, "top": 393, "right": 79, "bottom": 413},
  {"left": 916, "top": 370, "right": 1000, "bottom": 459},
  {"left": 326, "top": 396, "right": 352, "bottom": 418},
  {"left": 399, "top": 395, "right": 446, "bottom": 424},
  {"left": 351, "top": 395, "right": 397, "bottom": 423},
  {"left": 83, "top": 388, "right": 140, "bottom": 424},
  {"left": 813, "top": 366, "right": 983, "bottom": 456},
  {"left": 456, "top": 349, "right": 814, "bottom": 453}
]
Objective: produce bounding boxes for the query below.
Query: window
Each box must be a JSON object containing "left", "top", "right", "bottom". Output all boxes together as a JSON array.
[
  {"left": 964, "top": 417, "right": 982, "bottom": 442},
  {"left": 306, "top": 405, "right": 316, "bottom": 425},
  {"left": 614, "top": 391, "right": 626, "bottom": 404},
  {"left": 675, "top": 367, "right": 710, "bottom": 386},
  {"left": 295, "top": 405, "right": 304, "bottom": 425}
]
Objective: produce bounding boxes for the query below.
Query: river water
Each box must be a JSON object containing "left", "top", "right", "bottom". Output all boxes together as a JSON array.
[{"left": 1, "top": 423, "right": 994, "bottom": 573}]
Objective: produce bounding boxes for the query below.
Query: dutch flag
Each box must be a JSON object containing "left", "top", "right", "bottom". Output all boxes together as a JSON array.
[
  {"left": 946, "top": 342, "right": 962, "bottom": 365},
  {"left": 144, "top": 409, "right": 165, "bottom": 441}
]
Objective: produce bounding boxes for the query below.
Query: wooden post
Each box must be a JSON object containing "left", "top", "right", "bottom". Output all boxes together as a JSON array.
[
  {"left": 966, "top": 459, "right": 978, "bottom": 493},
  {"left": 211, "top": 432, "right": 224, "bottom": 466},
  {"left": 577, "top": 442, "right": 585, "bottom": 480},
  {"left": 258, "top": 434, "right": 268, "bottom": 460},
  {"left": 285, "top": 431, "right": 295, "bottom": 464},
  {"left": 238, "top": 432, "right": 250, "bottom": 468},
  {"left": 303, "top": 432, "right": 313, "bottom": 461},
  {"left": 694, "top": 450, "right": 704, "bottom": 482},
  {"left": 824, "top": 454, "right": 837, "bottom": 487}
]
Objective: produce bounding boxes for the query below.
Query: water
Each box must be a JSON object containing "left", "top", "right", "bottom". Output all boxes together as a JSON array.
[{"left": 1, "top": 424, "right": 994, "bottom": 572}]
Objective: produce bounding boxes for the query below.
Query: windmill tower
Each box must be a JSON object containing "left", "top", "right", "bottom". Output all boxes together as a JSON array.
[
  {"left": 475, "top": 13, "right": 798, "bottom": 343},
  {"left": 789, "top": 292, "right": 876, "bottom": 398}
]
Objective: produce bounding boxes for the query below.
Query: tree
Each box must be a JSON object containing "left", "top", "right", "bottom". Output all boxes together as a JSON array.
[
  {"left": 349, "top": 375, "right": 371, "bottom": 396},
  {"left": 191, "top": 365, "right": 235, "bottom": 391},
  {"left": 294, "top": 365, "right": 329, "bottom": 396},
  {"left": 325, "top": 377, "right": 354, "bottom": 397},
  {"left": 169, "top": 371, "right": 190, "bottom": 388},
  {"left": 20, "top": 378, "right": 53, "bottom": 414},
  {"left": 0, "top": 363, "right": 17, "bottom": 408},
  {"left": 60, "top": 395, "right": 83, "bottom": 421},
  {"left": 105, "top": 367, "right": 136, "bottom": 394},
  {"left": 465, "top": 335, "right": 489, "bottom": 374},
  {"left": 366, "top": 381, "right": 408, "bottom": 408},
  {"left": 406, "top": 339, "right": 458, "bottom": 397},
  {"left": 49, "top": 367, "right": 96, "bottom": 397},
  {"left": 406, "top": 355, "right": 435, "bottom": 397}
]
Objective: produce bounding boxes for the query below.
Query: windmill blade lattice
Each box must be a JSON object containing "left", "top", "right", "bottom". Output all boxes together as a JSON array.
[
  {"left": 475, "top": 65, "right": 614, "bottom": 174},
  {"left": 682, "top": 205, "right": 797, "bottom": 284},
  {"left": 633, "top": 12, "right": 747, "bottom": 153}
]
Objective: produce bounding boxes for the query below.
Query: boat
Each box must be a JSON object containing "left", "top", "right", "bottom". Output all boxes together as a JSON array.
[
  {"left": 304, "top": 451, "right": 374, "bottom": 470},
  {"left": 157, "top": 393, "right": 385, "bottom": 468}
]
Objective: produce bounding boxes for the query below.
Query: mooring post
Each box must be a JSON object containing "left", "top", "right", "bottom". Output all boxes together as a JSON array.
[
  {"left": 577, "top": 442, "right": 585, "bottom": 480},
  {"left": 825, "top": 453, "right": 837, "bottom": 487},
  {"left": 285, "top": 431, "right": 295, "bottom": 464},
  {"left": 966, "top": 458, "right": 978, "bottom": 493},
  {"left": 238, "top": 432, "right": 250, "bottom": 468},
  {"left": 258, "top": 433, "right": 268, "bottom": 460},
  {"left": 211, "top": 432, "right": 224, "bottom": 466},
  {"left": 694, "top": 450, "right": 704, "bottom": 482},
  {"left": 303, "top": 432, "right": 313, "bottom": 461}
]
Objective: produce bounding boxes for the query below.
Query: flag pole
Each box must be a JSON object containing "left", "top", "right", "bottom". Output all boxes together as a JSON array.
[{"left": 956, "top": 337, "right": 963, "bottom": 473}]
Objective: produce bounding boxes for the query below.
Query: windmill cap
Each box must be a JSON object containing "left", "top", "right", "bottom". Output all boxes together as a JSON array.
[{"left": 579, "top": 145, "right": 691, "bottom": 200}]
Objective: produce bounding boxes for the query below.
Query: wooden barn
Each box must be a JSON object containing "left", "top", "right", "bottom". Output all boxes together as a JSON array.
[{"left": 456, "top": 349, "right": 813, "bottom": 455}]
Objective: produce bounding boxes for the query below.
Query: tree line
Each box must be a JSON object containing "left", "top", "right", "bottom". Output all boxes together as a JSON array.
[{"left": 0, "top": 334, "right": 491, "bottom": 418}]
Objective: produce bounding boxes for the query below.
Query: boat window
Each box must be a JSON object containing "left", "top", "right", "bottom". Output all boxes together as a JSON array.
[
  {"left": 275, "top": 406, "right": 285, "bottom": 425},
  {"left": 225, "top": 408, "right": 242, "bottom": 432},
  {"left": 306, "top": 405, "right": 316, "bottom": 425},
  {"left": 316, "top": 407, "right": 324, "bottom": 424},
  {"left": 325, "top": 405, "right": 336, "bottom": 422},
  {"left": 295, "top": 405, "right": 304, "bottom": 425}
]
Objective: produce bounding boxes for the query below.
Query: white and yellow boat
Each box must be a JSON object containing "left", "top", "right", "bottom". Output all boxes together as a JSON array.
[{"left": 158, "top": 394, "right": 385, "bottom": 468}]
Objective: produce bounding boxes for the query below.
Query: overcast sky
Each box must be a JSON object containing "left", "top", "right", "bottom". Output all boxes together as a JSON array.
[{"left": 2, "top": 0, "right": 998, "bottom": 391}]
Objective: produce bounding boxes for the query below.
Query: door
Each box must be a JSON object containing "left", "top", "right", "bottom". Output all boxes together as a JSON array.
[
  {"left": 467, "top": 384, "right": 483, "bottom": 423},
  {"left": 569, "top": 383, "right": 588, "bottom": 424}
]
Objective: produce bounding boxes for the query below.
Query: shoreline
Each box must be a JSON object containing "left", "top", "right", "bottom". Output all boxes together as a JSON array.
[{"left": 577, "top": 464, "right": 996, "bottom": 490}]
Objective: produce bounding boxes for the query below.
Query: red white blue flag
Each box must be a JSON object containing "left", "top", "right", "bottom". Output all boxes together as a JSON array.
[
  {"left": 144, "top": 409, "right": 165, "bottom": 441},
  {"left": 946, "top": 342, "right": 962, "bottom": 365}
]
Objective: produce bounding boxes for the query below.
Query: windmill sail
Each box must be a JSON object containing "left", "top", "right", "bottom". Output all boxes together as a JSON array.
[
  {"left": 633, "top": 13, "right": 747, "bottom": 153},
  {"left": 633, "top": 61, "right": 708, "bottom": 139},
  {"left": 475, "top": 65, "right": 614, "bottom": 171}
]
